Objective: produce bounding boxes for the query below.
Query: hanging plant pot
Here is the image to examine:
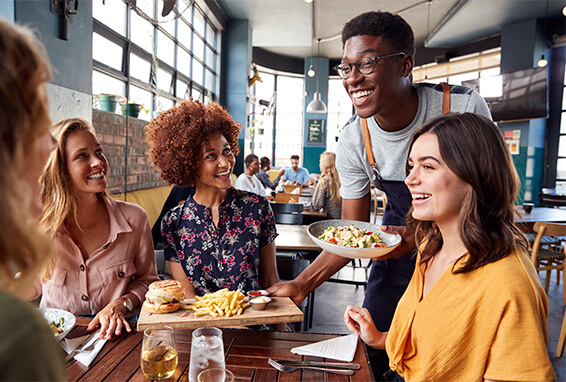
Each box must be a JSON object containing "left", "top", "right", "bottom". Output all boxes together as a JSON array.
[
  {"left": 121, "top": 103, "right": 142, "bottom": 118},
  {"left": 97, "top": 94, "right": 119, "bottom": 113}
]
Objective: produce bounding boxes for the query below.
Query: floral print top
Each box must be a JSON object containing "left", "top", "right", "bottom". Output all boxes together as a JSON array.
[{"left": 162, "top": 187, "right": 277, "bottom": 295}]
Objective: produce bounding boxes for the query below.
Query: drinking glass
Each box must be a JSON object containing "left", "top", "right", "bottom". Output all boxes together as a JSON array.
[
  {"left": 197, "top": 368, "right": 235, "bottom": 382},
  {"left": 141, "top": 326, "right": 178, "bottom": 380},
  {"left": 188, "top": 327, "right": 225, "bottom": 382}
]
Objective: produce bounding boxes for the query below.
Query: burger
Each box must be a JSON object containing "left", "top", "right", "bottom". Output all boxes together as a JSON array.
[{"left": 143, "top": 280, "right": 185, "bottom": 313}]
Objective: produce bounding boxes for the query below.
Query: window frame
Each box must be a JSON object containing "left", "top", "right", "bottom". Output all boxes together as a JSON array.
[{"left": 92, "top": 0, "right": 221, "bottom": 116}]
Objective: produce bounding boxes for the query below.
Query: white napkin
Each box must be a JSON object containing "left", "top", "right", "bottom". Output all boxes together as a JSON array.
[
  {"left": 291, "top": 188, "right": 300, "bottom": 194},
  {"left": 63, "top": 331, "right": 107, "bottom": 366},
  {"left": 290, "top": 333, "right": 358, "bottom": 362}
]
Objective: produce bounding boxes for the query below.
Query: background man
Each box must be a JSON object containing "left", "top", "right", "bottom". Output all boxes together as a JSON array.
[
  {"left": 268, "top": 11, "right": 491, "bottom": 378},
  {"left": 281, "top": 154, "right": 311, "bottom": 186}
]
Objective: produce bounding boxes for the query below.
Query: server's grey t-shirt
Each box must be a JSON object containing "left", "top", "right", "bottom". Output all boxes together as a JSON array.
[{"left": 337, "top": 82, "right": 492, "bottom": 200}]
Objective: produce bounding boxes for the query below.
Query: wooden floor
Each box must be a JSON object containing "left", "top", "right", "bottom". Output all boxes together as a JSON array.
[{"left": 306, "top": 260, "right": 566, "bottom": 380}]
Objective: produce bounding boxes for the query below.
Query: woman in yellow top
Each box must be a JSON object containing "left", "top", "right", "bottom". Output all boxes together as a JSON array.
[{"left": 344, "top": 113, "right": 556, "bottom": 381}]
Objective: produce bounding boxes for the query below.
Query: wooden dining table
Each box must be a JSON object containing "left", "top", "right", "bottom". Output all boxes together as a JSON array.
[
  {"left": 66, "top": 318, "right": 374, "bottom": 381},
  {"left": 275, "top": 224, "right": 321, "bottom": 252}
]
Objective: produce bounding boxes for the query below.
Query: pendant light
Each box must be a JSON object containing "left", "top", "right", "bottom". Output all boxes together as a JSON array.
[
  {"left": 307, "top": 38, "right": 327, "bottom": 113},
  {"left": 538, "top": 0, "right": 549, "bottom": 68}
]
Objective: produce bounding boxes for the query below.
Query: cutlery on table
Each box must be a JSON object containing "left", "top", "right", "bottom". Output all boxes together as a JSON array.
[
  {"left": 268, "top": 358, "right": 355, "bottom": 375},
  {"left": 65, "top": 332, "right": 98, "bottom": 362},
  {"left": 274, "top": 359, "right": 360, "bottom": 369},
  {"left": 75, "top": 337, "right": 101, "bottom": 353}
]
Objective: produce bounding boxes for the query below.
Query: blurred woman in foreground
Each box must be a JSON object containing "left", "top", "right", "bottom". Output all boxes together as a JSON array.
[
  {"left": 146, "top": 99, "right": 280, "bottom": 300},
  {"left": 345, "top": 113, "right": 556, "bottom": 381},
  {"left": 0, "top": 16, "right": 65, "bottom": 380},
  {"left": 38, "top": 118, "right": 159, "bottom": 340}
]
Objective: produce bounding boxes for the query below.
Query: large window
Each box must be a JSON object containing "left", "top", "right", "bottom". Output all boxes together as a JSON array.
[
  {"left": 556, "top": 63, "right": 566, "bottom": 182},
  {"left": 93, "top": 0, "right": 221, "bottom": 120},
  {"left": 249, "top": 70, "right": 304, "bottom": 169},
  {"left": 326, "top": 78, "right": 354, "bottom": 152}
]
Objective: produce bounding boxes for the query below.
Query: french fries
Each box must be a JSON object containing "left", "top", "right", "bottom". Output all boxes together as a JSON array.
[{"left": 180, "top": 288, "right": 251, "bottom": 318}]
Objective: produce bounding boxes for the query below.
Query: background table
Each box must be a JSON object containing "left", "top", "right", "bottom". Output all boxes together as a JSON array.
[
  {"left": 66, "top": 319, "right": 374, "bottom": 381},
  {"left": 275, "top": 224, "right": 320, "bottom": 251},
  {"left": 515, "top": 206, "right": 566, "bottom": 232}
]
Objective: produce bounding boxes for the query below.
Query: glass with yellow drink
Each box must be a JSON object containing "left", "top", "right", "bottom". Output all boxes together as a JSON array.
[{"left": 141, "top": 326, "right": 178, "bottom": 380}]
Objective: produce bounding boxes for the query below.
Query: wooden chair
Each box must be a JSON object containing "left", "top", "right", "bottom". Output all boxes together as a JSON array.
[
  {"left": 530, "top": 222, "right": 566, "bottom": 304},
  {"left": 284, "top": 184, "right": 302, "bottom": 194},
  {"left": 275, "top": 193, "right": 299, "bottom": 204},
  {"left": 558, "top": 310, "right": 566, "bottom": 357},
  {"left": 372, "top": 189, "right": 387, "bottom": 224}
]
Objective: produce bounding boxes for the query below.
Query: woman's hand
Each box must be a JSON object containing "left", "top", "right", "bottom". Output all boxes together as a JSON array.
[
  {"left": 344, "top": 305, "right": 387, "bottom": 349},
  {"left": 87, "top": 299, "right": 132, "bottom": 340}
]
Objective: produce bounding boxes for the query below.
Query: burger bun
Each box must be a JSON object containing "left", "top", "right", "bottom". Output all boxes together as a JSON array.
[
  {"left": 142, "top": 299, "right": 182, "bottom": 314},
  {"left": 143, "top": 280, "right": 185, "bottom": 314}
]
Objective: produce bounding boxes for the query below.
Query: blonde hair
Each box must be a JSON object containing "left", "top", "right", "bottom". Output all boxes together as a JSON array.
[
  {"left": 0, "top": 17, "right": 54, "bottom": 295},
  {"left": 40, "top": 118, "right": 106, "bottom": 235},
  {"left": 317, "top": 152, "right": 341, "bottom": 202}
]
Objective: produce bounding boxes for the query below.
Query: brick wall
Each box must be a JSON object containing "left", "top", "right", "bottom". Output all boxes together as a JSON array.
[{"left": 92, "top": 110, "right": 167, "bottom": 195}]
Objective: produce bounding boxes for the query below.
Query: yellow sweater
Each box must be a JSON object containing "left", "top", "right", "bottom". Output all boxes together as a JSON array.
[{"left": 386, "top": 248, "right": 556, "bottom": 381}]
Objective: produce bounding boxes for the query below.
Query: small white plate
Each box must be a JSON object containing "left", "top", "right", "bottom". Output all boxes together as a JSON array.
[
  {"left": 38, "top": 308, "right": 76, "bottom": 341},
  {"left": 307, "top": 220, "right": 401, "bottom": 259}
]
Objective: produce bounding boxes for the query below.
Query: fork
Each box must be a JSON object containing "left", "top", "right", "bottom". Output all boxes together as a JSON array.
[
  {"left": 268, "top": 358, "right": 354, "bottom": 375},
  {"left": 75, "top": 337, "right": 101, "bottom": 353}
]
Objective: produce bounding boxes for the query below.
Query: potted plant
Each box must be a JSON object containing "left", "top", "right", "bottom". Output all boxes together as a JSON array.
[
  {"left": 95, "top": 94, "right": 120, "bottom": 113},
  {"left": 120, "top": 99, "right": 148, "bottom": 118}
]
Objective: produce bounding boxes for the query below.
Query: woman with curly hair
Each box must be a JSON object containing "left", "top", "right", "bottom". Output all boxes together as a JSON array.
[
  {"left": 146, "top": 100, "right": 280, "bottom": 299},
  {"left": 38, "top": 118, "right": 159, "bottom": 340},
  {"left": 344, "top": 113, "right": 555, "bottom": 381},
  {"left": 304, "top": 152, "right": 342, "bottom": 219}
]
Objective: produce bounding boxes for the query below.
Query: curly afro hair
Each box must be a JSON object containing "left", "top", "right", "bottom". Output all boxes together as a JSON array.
[
  {"left": 341, "top": 11, "right": 415, "bottom": 56},
  {"left": 146, "top": 99, "right": 241, "bottom": 186}
]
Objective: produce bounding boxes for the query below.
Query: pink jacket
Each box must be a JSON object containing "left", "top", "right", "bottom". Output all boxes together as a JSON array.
[{"left": 39, "top": 197, "right": 159, "bottom": 315}]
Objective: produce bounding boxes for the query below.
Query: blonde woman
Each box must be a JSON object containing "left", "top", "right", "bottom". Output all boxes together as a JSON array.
[
  {"left": 305, "top": 152, "right": 342, "bottom": 219},
  {"left": 0, "top": 16, "right": 66, "bottom": 380},
  {"left": 38, "top": 118, "right": 159, "bottom": 340}
]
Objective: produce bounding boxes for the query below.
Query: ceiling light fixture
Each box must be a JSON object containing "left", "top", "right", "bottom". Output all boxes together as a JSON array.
[
  {"left": 424, "top": 0, "right": 432, "bottom": 80},
  {"left": 306, "top": 38, "right": 327, "bottom": 113},
  {"left": 307, "top": 64, "right": 316, "bottom": 77},
  {"left": 304, "top": 0, "right": 313, "bottom": 3},
  {"left": 538, "top": 0, "right": 549, "bottom": 68}
]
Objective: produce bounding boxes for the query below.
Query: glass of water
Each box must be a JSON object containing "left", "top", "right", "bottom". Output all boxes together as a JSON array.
[
  {"left": 188, "top": 327, "right": 225, "bottom": 382},
  {"left": 197, "top": 368, "right": 234, "bottom": 382}
]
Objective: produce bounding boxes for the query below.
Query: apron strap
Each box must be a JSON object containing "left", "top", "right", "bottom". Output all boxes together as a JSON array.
[
  {"left": 441, "top": 82, "right": 450, "bottom": 114},
  {"left": 361, "top": 118, "right": 375, "bottom": 166}
]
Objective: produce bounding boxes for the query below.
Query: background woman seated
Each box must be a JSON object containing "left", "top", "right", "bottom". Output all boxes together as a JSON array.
[{"left": 304, "top": 151, "right": 342, "bottom": 219}]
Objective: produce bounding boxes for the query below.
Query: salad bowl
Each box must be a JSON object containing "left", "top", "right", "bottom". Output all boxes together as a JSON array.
[{"left": 307, "top": 219, "right": 401, "bottom": 259}]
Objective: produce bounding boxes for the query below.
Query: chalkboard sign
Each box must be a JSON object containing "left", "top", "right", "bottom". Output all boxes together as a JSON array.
[{"left": 307, "top": 119, "right": 324, "bottom": 144}]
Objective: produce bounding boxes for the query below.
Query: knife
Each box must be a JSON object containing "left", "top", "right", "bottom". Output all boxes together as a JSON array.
[{"left": 275, "top": 360, "right": 361, "bottom": 369}]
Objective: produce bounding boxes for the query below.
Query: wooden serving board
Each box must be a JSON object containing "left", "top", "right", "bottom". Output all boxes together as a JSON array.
[{"left": 137, "top": 297, "right": 303, "bottom": 331}]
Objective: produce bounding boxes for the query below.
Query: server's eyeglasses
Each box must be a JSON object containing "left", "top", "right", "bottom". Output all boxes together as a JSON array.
[{"left": 333, "top": 52, "right": 406, "bottom": 79}]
